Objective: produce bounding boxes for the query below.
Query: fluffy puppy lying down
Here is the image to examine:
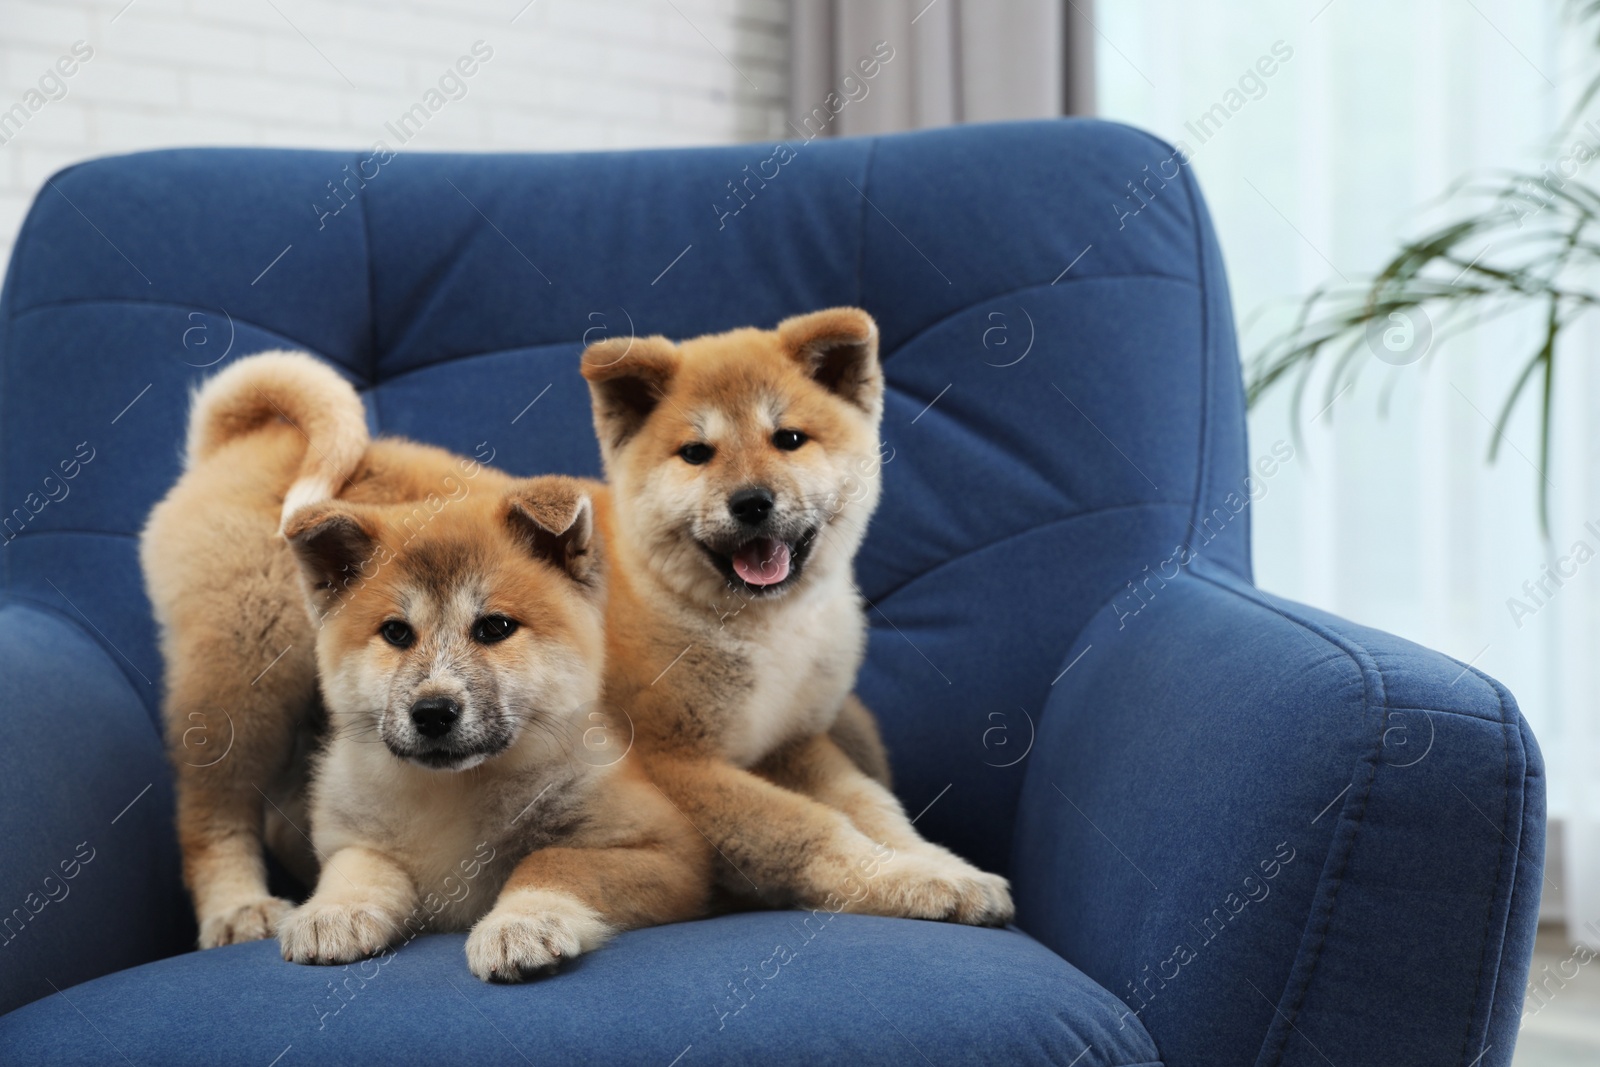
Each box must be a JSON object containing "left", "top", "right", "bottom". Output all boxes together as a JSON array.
[
  {"left": 141, "top": 353, "right": 706, "bottom": 980},
  {"left": 581, "top": 307, "right": 1014, "bottom": 923}
]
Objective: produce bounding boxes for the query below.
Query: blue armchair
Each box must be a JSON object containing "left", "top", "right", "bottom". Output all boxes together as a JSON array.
[{"left": 0, "top": 120, "right": 1543, "bottom": 1066}]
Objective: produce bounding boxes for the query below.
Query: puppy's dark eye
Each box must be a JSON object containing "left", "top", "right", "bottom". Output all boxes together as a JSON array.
[
  {"left": 379, "top": 620, "right": 414, "bottom": 648},
  {"left": 679, "top": 443, "right": 714, "bottom": 465},
  {"left": 472, "top": 615, "right": 519, "bottom": 644},
  {"left": 772, "top": 429, "right": 807, "bottom": 451}
]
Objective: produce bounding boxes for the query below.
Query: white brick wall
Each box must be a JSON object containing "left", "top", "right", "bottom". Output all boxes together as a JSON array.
[{"left": 0, "top": 0, "right": 789, "bottom": 279}]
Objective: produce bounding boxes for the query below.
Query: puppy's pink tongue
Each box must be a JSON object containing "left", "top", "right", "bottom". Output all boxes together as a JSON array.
[{"left": 732, "top": 538, "right": 791, "bottom": 586}]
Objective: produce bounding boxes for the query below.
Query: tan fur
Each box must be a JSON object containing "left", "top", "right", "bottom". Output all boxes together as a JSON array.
[
  {"left": 582, "top": 308, "right": 1013, "bottom": 924},
  {"left": 144, "top": 351, "right": 375, "bottom": 948},
  {"left": 829, "top": 693, "right": 892, "bottom": 788},
  {"left": 142, "top": 352, "right": 707, "bottom": 977},
  {"left": 181, "top": 349, "right": 369, "bottom": 529}
]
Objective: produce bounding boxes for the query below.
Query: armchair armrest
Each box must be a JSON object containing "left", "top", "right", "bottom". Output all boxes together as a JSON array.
[
  {"left": 0, "top": 599, "right": 191, "bottom": 1017},
  {"left": 1011, "top": 562, "right": 1543, "bottom": 1067}
]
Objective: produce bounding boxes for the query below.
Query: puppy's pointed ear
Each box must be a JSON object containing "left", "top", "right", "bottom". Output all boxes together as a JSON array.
[
  {"left": 283, "top": 503, "right": 380, "bottom": 608},
  {"left": 505, "top": 478, "right": 601, "bottom": 587},
  {"left": 778, "top": 307, "right": 882, "bottom": 412},
  {"left": 580, "top": 335, "right": 681, "bottom": 453}
]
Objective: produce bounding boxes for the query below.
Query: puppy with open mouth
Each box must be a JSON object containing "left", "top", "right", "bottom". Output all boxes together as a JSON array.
[
  {"left": 142, "top": 352, "right": 707, "bottom": 979},
  {"left": 581, "top": 308, "right": 1013, "bottom": 923}
]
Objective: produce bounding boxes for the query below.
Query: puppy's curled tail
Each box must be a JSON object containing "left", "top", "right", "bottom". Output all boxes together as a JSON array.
[{"left": 185, "top": 350, "right": 369, "bottom": 530}]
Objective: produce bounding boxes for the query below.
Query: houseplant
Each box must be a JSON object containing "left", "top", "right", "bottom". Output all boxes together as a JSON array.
[{"left": 1247, "top": 0, "right": 1600, "bottom": 532}]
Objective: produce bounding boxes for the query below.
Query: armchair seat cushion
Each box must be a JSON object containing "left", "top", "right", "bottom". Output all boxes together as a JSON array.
[{"left": 0, "top": 913, "right": 1161, "bottom": 1067}]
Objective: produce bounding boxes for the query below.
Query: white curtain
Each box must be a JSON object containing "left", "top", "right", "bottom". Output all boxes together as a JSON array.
[
  {"left": 1096, "top": 0, "right": 1595, "bottom": 946},
  {"left": 787, "top": 0, "right": 1091, "bottom": 137}
]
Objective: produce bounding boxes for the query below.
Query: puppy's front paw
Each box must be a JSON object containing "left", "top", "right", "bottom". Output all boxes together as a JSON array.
[
  {"left": 199, "top": 897, "right": 294, "bottom": 948},
  {"left": 278, "top": 900, "right": 399, "bottom": 965},
  {"left": 465, "top": 890, "right": 615, "bottom": 983},
  {"left": 963, "top": 868, "right": 1015, "bottom": 927},
  {"left": 854, "top": 851, "right": 1014, "bottom": 926}
]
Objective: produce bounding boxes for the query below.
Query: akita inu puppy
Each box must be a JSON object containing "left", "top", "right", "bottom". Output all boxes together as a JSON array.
[
  {"left": 580, "top": 308, "right": 1013, "bottom": 924},
  {"left": 142, "top": 352, "right": 706, "bottom": 979}
]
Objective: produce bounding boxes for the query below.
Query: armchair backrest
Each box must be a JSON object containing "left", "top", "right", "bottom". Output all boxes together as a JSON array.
[{"left": 0, "top": 118, "right": 1248, "bottom": 883}]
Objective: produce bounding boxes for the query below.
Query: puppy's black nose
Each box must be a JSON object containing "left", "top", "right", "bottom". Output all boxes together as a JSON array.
[
  {"left": 410, "top": 697, "right": 460, "bottom": 739},
  {"left": 729, "top": 487, "right": 775, "bottom": 527}
]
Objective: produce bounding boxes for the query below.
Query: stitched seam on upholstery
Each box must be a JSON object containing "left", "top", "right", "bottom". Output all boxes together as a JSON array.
[
  {"left": 363, "top": 340, "right": 579, "bottom": 386},
  {"left": 6, "top": 529, "right": 137, "bottom": 541},
  {"left": 1188, "top": 567, "right": 1386, "bottom": 1067},
  {"left": 1341, "top": 704, "right": 1506, "bottom": 724},
  {"left": 1, "top": 237, "right": 11, "bottom": 598},
  {"left": 0, "top": 183, "right": 57, "bottom": 598},
  {"left": 8, "top": 299, "right": 347, "bottom": 369},
  {"left": 1192, "top": 567, "right": 1380, "bottom": 679},
  {"left": 1458, "top": 667, "right": 1516, "bottom": 1066},
  {"left": 1178, "top": 153, "right": 1215, "bottom": 582},
  {"left": 9, "top": 492, "right": 1182, "bottom": 576},
  {"left": 868, "top": 500, "right": 1189, "bottom": 604},
  {"left": 1269, "top": 716, "right": 1381, "bottom": 1066},
  {"left": 374, "top": 274, "right": 1191, "bottom": 385},
  {"left": 3, "top": 593, "right": 149, "bottom": 699},
  {"left": 0, "top": 165, "right": 97, "bottom": 596},
  {"left": 354, "top": 149, "right": 381, "bottom": 401},
  {"left": 13, "top": 276, "right": 1197, "bottom": 389},
  {"left": 1111, "top": 119, "right": 1251, "bottom": 584},
  {"left": 881, "top": 273, "right": 1197, "bottom": 364},
  {"left": 856, "top": 138, "right": 876, "bottom": 306}
]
